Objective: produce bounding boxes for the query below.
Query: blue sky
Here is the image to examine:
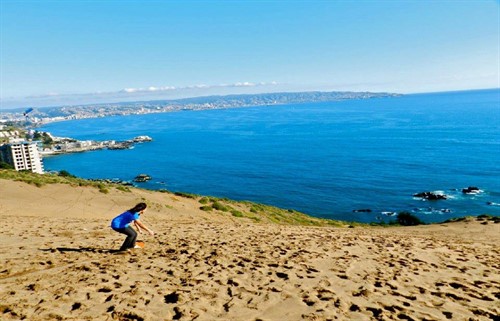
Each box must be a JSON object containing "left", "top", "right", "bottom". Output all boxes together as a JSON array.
[{"left": 1, "top": 0, "right": 499, "bottom": 108}]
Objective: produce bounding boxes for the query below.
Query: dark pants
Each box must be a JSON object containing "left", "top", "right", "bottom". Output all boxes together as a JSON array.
[{"left": 113, "top": 226, "right": 137, "bottom": 251}]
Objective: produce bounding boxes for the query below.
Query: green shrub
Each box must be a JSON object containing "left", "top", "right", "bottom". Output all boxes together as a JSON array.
[
  {"left": 200, "top": 205, "right": 213, "bottom": 211},
  {"left": 58, "top": 170, "right": 75, "bottom": 178},
  {"left": 396, "top": 212, "right": 424, "bottom": 226},
  {"left": 231, "top": 210, "right": 244, "bottom": 217},
  {"left": 199, "top": 197, "right": 210, "bottom": 204},
  {"left": 212, "top": 201, "right": 231, "bottom": 212},
  {"left": 116, "top": 185, "right": 131, "bottom": 192},
  {"left": 249, "top": 216, "right": 261, "bottom": 222},
  {"left": 0, "top": 162, "right": 14, "bottom": 170},
  {"left": 99, "top": 188, "right": 109, "bottom": 194},
  {"left": 97, "top": 183, "right": 109, "bottom": 194},
  {"left": 174, "top": 192, "right": 197, "bottom": 199}
]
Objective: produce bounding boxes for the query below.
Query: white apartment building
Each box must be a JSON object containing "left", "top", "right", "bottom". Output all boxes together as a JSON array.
[{"left": 0, "top": 142, "right": 44, "bottom": 174}]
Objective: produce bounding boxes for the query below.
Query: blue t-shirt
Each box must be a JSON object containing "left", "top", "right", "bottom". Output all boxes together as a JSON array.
[{"left": 111, "top": 211, "right": 140, "bottom": 229}]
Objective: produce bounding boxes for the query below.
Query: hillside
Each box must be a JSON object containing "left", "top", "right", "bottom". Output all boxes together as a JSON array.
[{"left": 0, "top": 171, "right": 498, "bottom": 321}]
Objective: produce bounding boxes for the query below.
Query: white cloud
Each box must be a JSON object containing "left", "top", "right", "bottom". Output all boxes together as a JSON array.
[
  {"left": 119, "top": 82, "right": 277, "bottom": 94},
  {"left": 122, "top": 86, "right": 176, "bottom": 93},
  {"left": 233, "top": 82, "right": 255, "bottom": 87}
]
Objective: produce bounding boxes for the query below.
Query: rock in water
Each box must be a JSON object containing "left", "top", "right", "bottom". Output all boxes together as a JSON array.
[
  {"left": 462, "top": 186, "right": 480, "bottom": 194},
  {"left": 413, "top": 191, "right": 447, "bottom": 200},
  {"left": 134, "top": 174, "right": 152, "bottom": 182}
]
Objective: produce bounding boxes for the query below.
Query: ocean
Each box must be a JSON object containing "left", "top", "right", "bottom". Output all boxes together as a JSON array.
[{"left": 39, "top": 89, "right": 500, "bottom": 223}]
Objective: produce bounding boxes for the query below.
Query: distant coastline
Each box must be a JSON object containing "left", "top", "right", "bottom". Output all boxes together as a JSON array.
[{"left": 0, "top": 91, "right": 401, "bottom": 127}]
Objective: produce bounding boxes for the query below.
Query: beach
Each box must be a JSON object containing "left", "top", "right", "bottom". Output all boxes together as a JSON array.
[{"left": 1, "top": 179, "right": 499, "bottom": 321}]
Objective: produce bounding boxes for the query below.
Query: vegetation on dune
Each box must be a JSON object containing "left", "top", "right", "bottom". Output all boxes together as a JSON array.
[
  {"left": 444, "top": 214, "right": 499, "bottom": 224},
  {"left": 199, "top": 205, "right": 213, "bottom": 212},
  {"left": 230, "top": 210, "right": 244, "bottom": 218},
  {"left": 195, "top": 196, "right": 346, "bottom": 226},
  {"left": 116, "top": 185, "right": 131, "bottom": 193},
  {"left": 2, "top": 168, "right": 496, "bottom": 227},
  {"left": 174, "top": 191, "right": 198, "bottom": 199},
  {"left": 0, "top": 161, "right": 14, "bottom": 170},
  {"left": 1, "top": 168, "right": 347, "bottom": 226},
  {"left": 199, "top": 197, "right": 210, "bottom": 204},
  {"left": 0, "top": 169, "right": 131, "bottom": 193},
  {"left": 212, "top": 201, "right": 231, "bottom": 212},
  {"left": 369, "top": 212, "right": 425, "bottom": 227},
  {"left": 395, "top": 212, "right": 425, "bottom": 226},
  {"left": 57, "top": 170, "right": 75, "bottom": 178}
]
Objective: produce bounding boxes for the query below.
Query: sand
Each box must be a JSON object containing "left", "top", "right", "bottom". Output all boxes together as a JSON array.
[{"left": 0, "top": 179, "right": 499, "bottom": 321}]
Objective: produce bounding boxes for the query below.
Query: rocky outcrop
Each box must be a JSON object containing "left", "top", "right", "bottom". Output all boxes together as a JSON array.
[
  {"left": 462, "top": 186, "right": 480, "bottom": 194},
  {"left": 134, "top": 174, "right": 152, "bottom": 182},
  {"left": 413, "top": 192, "right": 447, "bottom": 200}
]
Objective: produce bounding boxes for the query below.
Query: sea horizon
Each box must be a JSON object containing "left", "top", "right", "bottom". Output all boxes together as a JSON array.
[{"left": 1, "top": 87, "right": 499, "bottom": 112}]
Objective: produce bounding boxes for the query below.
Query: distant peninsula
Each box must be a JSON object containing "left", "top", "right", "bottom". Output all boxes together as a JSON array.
[{"left": 0, "top": 91, "right": 401, "bottom": 125}]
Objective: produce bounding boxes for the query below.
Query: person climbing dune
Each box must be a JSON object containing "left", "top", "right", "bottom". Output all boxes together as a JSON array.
[{"left": 111, "top": 202, "right": 154, "bottom": 252}]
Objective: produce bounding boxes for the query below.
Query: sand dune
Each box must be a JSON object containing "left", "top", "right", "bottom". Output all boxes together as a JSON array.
[{"left": 1, "top": 179, "right": 499, "bottom": 320}]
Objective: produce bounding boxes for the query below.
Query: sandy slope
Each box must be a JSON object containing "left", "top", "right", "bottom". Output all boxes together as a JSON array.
[{"left": 0, "top": 180, "right": 499, "bottom": 321}]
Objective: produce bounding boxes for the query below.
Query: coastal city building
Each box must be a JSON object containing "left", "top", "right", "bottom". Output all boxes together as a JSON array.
[
  {"left": 0, "top": 141, "right": 44, "bottom": 174},
  {"left": 0, "top": 130, "right": 21, "bottom": 139}
]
